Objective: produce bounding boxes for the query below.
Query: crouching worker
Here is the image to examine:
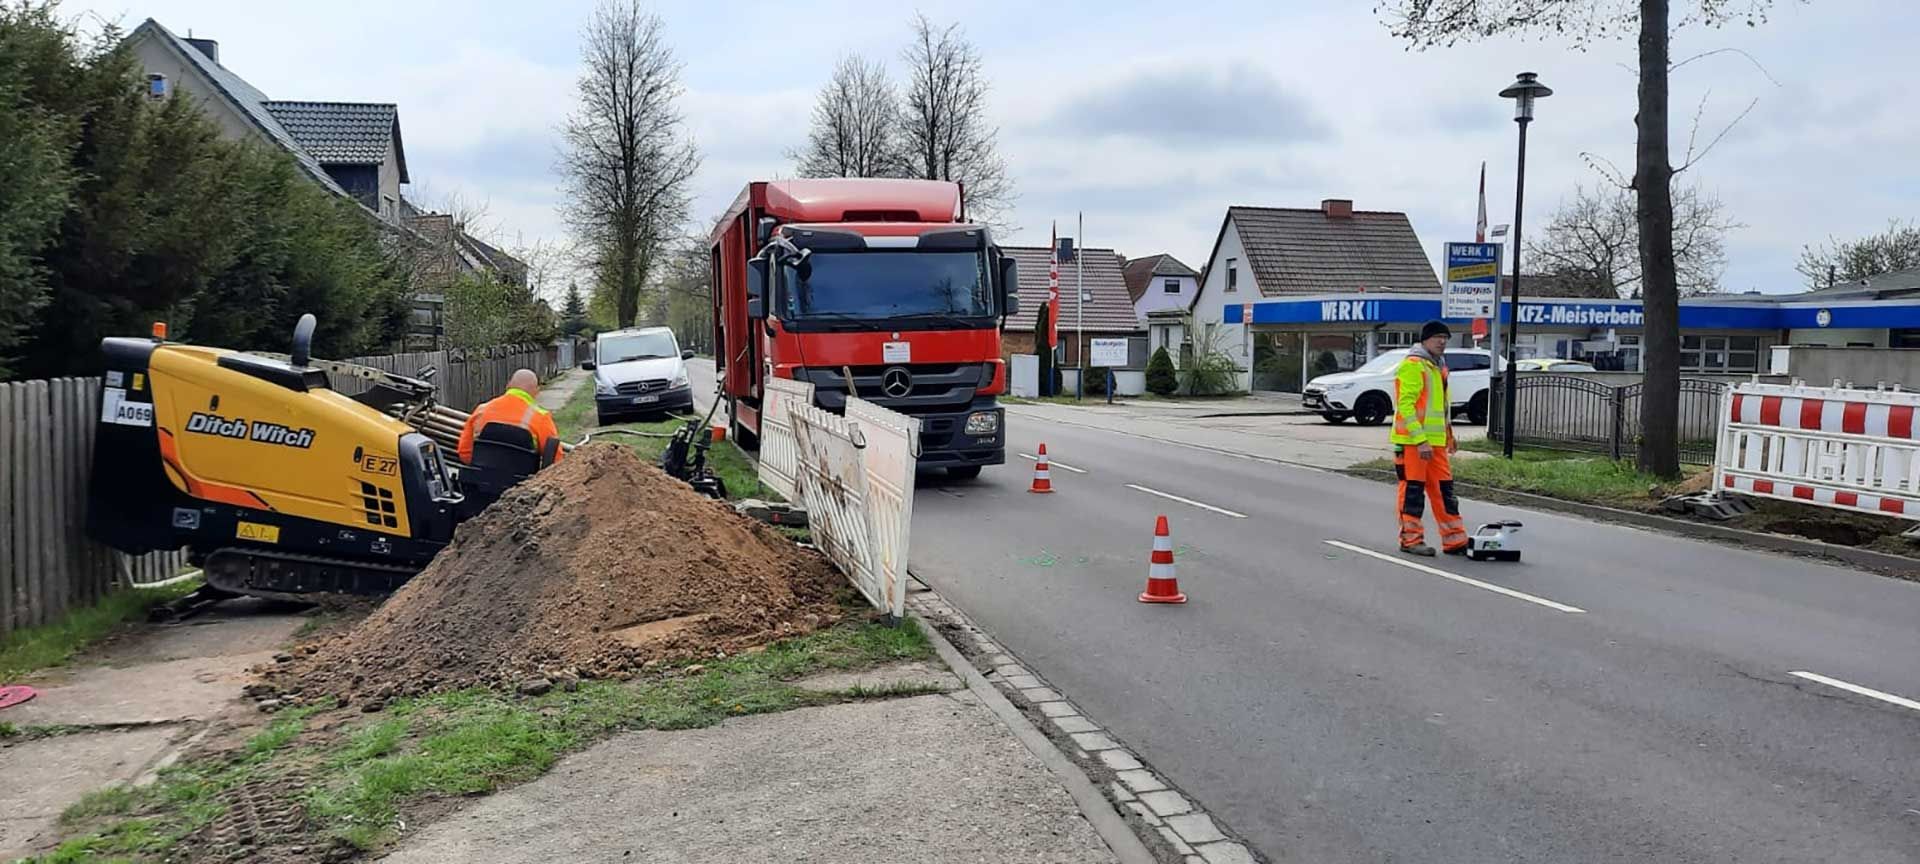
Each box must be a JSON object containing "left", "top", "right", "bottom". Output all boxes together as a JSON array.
[{"left": 1392, "top": 321, "right": 1466, "bottom": 557}]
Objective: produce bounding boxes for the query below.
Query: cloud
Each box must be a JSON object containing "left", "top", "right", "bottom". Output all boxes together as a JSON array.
[{"left": 1046, "top": 62, "right": 1328, "bottom": 144}]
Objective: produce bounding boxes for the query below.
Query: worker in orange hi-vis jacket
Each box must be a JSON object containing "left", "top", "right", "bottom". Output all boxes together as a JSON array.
[{"left": 1391, "top": 321, "right": 1466, "bottom": 557}]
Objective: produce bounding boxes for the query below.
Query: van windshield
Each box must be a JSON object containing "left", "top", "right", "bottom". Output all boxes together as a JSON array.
[
  {"left": 780, "top": 250, "right": 992, "bottom": 325},
  {"left": 598, "top": 331, "right": 677, "bottom": 364}
]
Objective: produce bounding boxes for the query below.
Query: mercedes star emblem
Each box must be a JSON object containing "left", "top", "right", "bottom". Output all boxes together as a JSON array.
[{"left": 881, "top": 367, "right": 913, "bottom": 398}]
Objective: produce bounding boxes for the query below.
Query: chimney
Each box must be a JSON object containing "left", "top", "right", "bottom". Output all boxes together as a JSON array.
[
  {"left": 1322, "top": 199, "right": 1353, "bottom": 218},
  {"left": 184, "top": 37, "right": 220, "bottom": 64}
]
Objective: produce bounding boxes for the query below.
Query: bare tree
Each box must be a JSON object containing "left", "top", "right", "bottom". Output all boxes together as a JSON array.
[
  {"left": 792, "top": 54, "right": 907, "bottom": 178},
  {"left": 1530, "top": 184, "right": 1737, "bottom": 298},
  {"left": 1797, "top": 219, "right": 1920, "bottom": 289},
  {"left": 1379, "top": 0, "right": 1775, "bottom": 478},
  {"left": 899, "top": 13, "right": 1013, "bottom": 225},
  {"left": 561, "top": 0, "right": 699, "bottom": 329}
]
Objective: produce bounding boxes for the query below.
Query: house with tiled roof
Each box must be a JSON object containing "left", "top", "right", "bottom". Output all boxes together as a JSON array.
[
  {"left": 1001, "top": 244, "right": 1144, "bottom": 367},
  {"left": 126, "top": 20, "right": 522, "bottom": 347},
  {"left": 1189, "top": 199, "right": 1439, "bottom": 390}
]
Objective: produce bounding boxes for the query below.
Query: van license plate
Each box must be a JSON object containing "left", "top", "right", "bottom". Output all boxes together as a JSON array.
[{"left": 631, "top": 395, "right": 658, "bottom": 405}]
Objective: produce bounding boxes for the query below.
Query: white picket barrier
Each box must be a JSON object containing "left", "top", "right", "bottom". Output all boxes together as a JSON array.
[
  {"left": 846, "top": 398, "right": 921, "bottom": 616},
  {"left": 1715, "top": 381, "right": 1920, "bottom": 520},
  {"left": 757, "top": 376, "right": 814, "bottom": 503}
]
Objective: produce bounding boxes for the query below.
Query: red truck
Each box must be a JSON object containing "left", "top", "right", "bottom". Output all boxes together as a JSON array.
[{"left": 710, "top": 179, "right": 1020, "bottom": 478}]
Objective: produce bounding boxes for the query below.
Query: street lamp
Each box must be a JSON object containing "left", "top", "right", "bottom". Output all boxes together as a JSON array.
[{"left": 1496, "top": 71, "right": 1551, "bottom": 459}]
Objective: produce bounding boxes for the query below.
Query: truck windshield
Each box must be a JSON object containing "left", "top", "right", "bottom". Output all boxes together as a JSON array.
[
  {"left": 781, "top": 250, "right": 993, "bottom": 324},
  {"left": 598, "top": 331, "right": 677, "bottom": 364}
]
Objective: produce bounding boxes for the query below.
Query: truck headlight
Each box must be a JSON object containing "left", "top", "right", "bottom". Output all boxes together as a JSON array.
[
  {"left": 594, "top": 379, "right": 616, "bottom": 396},
  {"left": 964, "top": 411, "right": 999, "bottom": 436},
  {"left": 671, "top": 371, "right": 689, "bottom": 389}
]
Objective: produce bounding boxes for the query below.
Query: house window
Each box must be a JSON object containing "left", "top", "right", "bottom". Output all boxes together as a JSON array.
[
  {"left": 1226, "top": 259, "right": 1238, "bottom": 292},
  {"left": 1163, "top": 278, "right": 1180, "bottom": 294},
  {"left": 1377, "top": 330, "right": 1415, "bottom": 348},
  {"left": 1680, "top": 334, "right": 1760, "bottom": 373}
]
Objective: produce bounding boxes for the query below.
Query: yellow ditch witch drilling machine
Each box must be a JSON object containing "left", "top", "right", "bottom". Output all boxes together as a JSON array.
[{"left": 86, "top": 316, "right": 554, "bottom": 608}]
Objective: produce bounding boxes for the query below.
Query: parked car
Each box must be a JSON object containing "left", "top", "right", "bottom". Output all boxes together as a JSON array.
[
  {"left": 583, "top": 326, "right": 695, "bottom": 425},
  {"left": 1304, "top": 348, "right": 1500, "bottom": 426},
  {"left": 1516, "top": 358, "right": 1598, "bottom": 372}
]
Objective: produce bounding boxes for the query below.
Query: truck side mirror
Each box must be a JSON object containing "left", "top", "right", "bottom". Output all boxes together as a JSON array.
[
  {"left": 998, "top": 255, "right": 1020, "bottom": 315},
  {"left": 756, "top": 217, "right": 778, "bottom": 245},
  {"left": 746, "top": 258, "right": 768, "bottom": 320}
]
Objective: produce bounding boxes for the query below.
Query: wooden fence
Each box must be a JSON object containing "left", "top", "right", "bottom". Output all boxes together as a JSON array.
[
  {"left": 1, "top": 378, "right": 191, "bottom": 635},
  {"left": 0, "top": 339, "right": 585, "bottom": 636}
]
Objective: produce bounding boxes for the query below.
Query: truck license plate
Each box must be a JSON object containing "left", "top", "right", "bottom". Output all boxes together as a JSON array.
[{"left": 631, "top": 395, "right": 658, "bottom": 405}]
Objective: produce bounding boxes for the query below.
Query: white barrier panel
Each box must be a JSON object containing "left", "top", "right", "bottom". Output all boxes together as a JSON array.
[
  {"left": 789, "top": 403, "right": 884, "bottom": 612},
  {"left": 846, "top": 398, "right": 921, "bottom": 617},
  {"left": 1715, "top": 381, "right": 1920, "bottom": 520},
  {"left": 757, "top": 376, "right": 814, "bottom": 502}
]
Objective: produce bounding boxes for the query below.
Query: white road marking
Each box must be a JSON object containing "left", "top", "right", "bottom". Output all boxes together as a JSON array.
[
  {"left": 1322, "top": 540, "right": 1587, "bottom": 614},
  {"left": 1788, "top": 671, "right": 1920, "bottom": 713},
  {"left": 1019, "top": 452, "right": 1088, "bottom": 473},
  {"left": 1124, "top": 484, "right": 1248, "bottom": 518}
]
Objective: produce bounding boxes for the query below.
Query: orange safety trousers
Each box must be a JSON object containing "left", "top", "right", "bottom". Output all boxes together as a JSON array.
[{"left": 1395, "top": 445, "right": 1467, "bottom": 551}]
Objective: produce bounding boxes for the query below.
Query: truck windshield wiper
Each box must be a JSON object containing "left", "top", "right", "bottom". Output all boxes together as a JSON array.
[{"left": 790, "top": 311, "right": 873, "bottom": 329}]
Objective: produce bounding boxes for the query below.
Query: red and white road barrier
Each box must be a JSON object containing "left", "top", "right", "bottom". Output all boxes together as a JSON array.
[{"left": 1716, "top": 381, "right": 1920, "bottom": 520}]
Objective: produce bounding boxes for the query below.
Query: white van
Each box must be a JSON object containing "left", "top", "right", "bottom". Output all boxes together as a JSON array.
[{"left": 584, "top": 327, "right": 695, "bottom": 424}]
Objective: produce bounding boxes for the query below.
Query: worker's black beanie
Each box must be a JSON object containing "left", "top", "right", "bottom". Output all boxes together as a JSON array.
[{"left": 1420, "top": 320, "right": 1452, "bottom": 341}]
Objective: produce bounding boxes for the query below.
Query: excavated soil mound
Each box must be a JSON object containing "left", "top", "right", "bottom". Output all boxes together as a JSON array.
[{"left": 269, "top": 443, "right": 843, "bottom": 702}]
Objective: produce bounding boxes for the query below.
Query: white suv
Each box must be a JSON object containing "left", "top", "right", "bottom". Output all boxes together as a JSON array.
[{"left": 1303, "top": 348, "right": 1499, "bottom": 426}]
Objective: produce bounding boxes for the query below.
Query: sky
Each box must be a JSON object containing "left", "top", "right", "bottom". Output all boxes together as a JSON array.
[{"left": 66, "top": 0, "right": 1919, "bottom": 297}]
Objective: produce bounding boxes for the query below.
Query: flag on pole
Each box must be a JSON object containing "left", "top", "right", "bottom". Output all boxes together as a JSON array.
[
  {"left": 1473, "top": 162, "right": 1490, "bottom": 341},
  {"left": 1476, "top": 161, "right": 1488, "bottom": 243},
  {"left": 1048, "top": 221, "right": 1061, "bottom": 344}
]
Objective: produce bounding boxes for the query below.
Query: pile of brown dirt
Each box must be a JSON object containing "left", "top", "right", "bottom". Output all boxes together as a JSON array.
[{"left": 268, "top": 443, "right": 843, "bottom": 703}]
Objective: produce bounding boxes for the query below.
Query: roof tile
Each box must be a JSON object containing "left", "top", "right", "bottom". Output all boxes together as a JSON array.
[
  {"left": 263, "top": 101, "right": 402, "bottom": 175},
  {"left": 1228, "top": 206, "right": 1438, "bottom": 296},
  {"left": 1003, "top": 246, "right": 1141, "bottom": 333}
]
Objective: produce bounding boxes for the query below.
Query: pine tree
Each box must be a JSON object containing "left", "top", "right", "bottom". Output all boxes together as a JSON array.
[{"left": 561, "top": 281, "right": 588, "bottom": 336}]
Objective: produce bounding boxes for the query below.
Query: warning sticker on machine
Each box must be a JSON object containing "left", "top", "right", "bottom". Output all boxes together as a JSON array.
[
  {"left": 99, "top": 387, "right": 154, "bottom": 427},
  {"left": 236, "top": 521, "right": 281, "bottom": 543}
]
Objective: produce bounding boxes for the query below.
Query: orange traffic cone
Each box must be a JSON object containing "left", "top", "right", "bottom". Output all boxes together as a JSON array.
[
  {"left": 1139, "top": 515, "right": 1187, "bottom": 604},
  {"left": 1029, "top": 443, "right": 1055, "bottom": 493}
]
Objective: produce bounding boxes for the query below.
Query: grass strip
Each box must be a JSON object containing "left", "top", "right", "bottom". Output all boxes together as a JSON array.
[
  {"left": 552, "top": 381, "right": 767, "bottom": 500},
  {"left": 1, "top": 580, "right": 200, "bottom": 681},
  {"left": 38, "top": 618, "right": 933, "bottom": 861}
]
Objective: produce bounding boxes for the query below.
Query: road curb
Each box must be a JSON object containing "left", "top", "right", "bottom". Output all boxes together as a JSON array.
[
  {"left": 911, "top": 600, "right": 1158, "bottom": 864},
  {"left": 910, "top": 586, "right": 1264, "bottom": 864},
  {"left": 1345, "top": 465, "right": 1920, "bottom": 579}
]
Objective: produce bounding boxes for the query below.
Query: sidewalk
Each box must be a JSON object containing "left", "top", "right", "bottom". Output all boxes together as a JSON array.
[
  {"left": 0, "top": 600, "right": 308, "bottom": 859},
  {"left": 385, "top": 684, "right": 1118, "bottom": 864},
  {"left": 537, "top": 365, "right": 590, "bottom": 412}
]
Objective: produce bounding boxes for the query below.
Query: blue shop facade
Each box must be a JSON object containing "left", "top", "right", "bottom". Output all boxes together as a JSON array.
[{"left": 1221, "top": 292, "right": 1920, "bottom": 390}]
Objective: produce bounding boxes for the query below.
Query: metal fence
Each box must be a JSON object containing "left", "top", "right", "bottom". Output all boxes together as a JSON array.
[
  {"left": 1, "top": 378, "right": 190, "bottom": 634},
  {"left": 1492, "top": 374, "right": 1727, "bottom": 465}
]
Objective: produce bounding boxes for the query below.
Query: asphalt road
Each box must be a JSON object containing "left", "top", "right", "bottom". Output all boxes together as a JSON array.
[{"left": 909, "top": 409, "right": 1920, "bottom": 863}]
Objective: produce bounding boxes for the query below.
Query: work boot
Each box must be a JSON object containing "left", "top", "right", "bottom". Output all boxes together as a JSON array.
[
  {"left": 1442, "top": 545, "right": 1469, "bottom": 556},
  {"left": 1400, "top": 544, "right": 1437, "bottom": 558}
]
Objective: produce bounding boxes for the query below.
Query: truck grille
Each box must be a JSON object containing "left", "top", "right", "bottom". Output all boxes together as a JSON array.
[
  {"left": 800, "top": 364, "right": 984, "bottom": 414},
  {"left": 615, "top": 379, "right": 669, "bottom": 395}
]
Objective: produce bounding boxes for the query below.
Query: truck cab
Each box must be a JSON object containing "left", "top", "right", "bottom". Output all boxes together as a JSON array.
[{"left": 711, "top": 179, "right": 1019, "bottom": 477}]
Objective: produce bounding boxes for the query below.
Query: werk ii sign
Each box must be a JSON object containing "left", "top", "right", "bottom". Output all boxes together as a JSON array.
[{"left": 1443, "top": 242, "right": 1502, "bottom": 319}]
